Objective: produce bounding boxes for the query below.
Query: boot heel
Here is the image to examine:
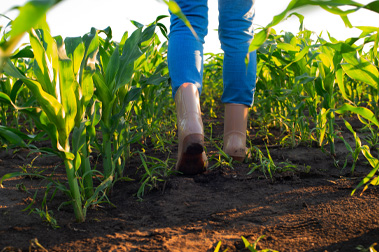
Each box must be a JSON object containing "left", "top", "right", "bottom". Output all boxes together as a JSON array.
[
  {"left": 182, "top": 134, "right": 204, "bottom": 154},
  {"left": 176, "top": 134, "right": 206, "bottom": 175},
  {"left": 175, "top": 83, "right": 207, "bottom": 175},
  {"left": 223, "top": 103, "right": 249, "bottom": 162}
]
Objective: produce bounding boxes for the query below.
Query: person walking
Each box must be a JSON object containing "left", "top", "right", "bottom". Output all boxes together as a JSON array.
[{"left": 168, "top": 0, "right": 257, "bottom": 175}]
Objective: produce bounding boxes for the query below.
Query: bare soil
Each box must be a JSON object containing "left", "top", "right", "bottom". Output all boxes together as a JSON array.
[{"left": 0, "top": 111, "right": 378, "bottom": 252}]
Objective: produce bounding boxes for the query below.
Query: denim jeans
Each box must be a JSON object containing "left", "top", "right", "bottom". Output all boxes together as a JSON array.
[{"left": 168, "top": 0, "right": 257, "bottom": 106}]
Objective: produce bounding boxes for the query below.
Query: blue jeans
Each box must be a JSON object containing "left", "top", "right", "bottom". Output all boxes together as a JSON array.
[{"left": 168, "top": 0, "right": 257, "bottom": 106}]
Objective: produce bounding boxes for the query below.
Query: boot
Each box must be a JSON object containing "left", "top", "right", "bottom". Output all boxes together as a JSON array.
[
  {"left": 223, "top": 103, "right": 249, "bottom": 162},
  {"left": 175, "top": 83, "right": 207, "bottom": 175}
]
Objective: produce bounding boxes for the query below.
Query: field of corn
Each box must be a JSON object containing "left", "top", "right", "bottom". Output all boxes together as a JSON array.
[{"left": 0, "top": 0, "right": 379, "bottom": 251}]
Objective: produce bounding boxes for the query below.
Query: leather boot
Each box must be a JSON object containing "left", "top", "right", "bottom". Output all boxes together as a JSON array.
[
  {"left": 175, "top": 83, "right": 207, "bottom": 175},
  {"left": 223, "top": 103, "right": 249, "bottom": 162}
]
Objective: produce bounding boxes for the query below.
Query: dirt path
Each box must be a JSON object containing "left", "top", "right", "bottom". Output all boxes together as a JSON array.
[{"left": 0, "top": 115, "right": 378, "bottom": 251}]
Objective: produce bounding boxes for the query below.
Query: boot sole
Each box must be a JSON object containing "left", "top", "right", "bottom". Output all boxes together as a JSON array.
[
  {"left": 176, "top": 134, "right": 207, "bottom": 175},
  {"left": 230, "top": 155, "right": 245, "bottom": 162},
  {"left": 224, "top": 147, "right": 248, "bottom": 162}
]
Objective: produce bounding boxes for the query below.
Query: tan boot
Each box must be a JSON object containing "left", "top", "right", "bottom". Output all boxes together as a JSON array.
[
  {"left": 223, "top": 103, "right": 249, "bottom": 162},
  {"left": 175, "top": 83, "right": 207, "bottom": 175}
]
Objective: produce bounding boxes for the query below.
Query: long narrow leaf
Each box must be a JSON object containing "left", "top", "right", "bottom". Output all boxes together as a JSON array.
[{"left": 335, "top": 104, "right": 379, "bottom": 127}]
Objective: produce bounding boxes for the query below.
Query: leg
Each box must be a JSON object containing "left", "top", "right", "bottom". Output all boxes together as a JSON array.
[
  {"left": 218, "top": 0, "right": 257, "bottom": 161},
  {"left": 168, "top": 0, "right": 208, "bottom": 98},
  {"left": 168, "top": 0, "right": 208, "bottom": 174}
]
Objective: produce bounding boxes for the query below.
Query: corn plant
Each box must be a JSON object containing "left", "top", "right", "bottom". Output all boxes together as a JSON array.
[
  {"left": 339, "top": 120, "right": 364, "bottom": 175},
  {"left": 1, "top": 19, "right": 102, "bottom": 222},
  {"left": 93, "top": 26, "right": 146, "bottom": 180},
  {"left": 335, "top": 104, "right": 379, "bottom": 193},
  {"left": 213, "top": 236, "right": 278, "bottom": 252},
  {"left": 252, "top": 0, "right": 379, "bottom": 183},
  {"left": 241, "top": 235, "right": 278, "bottom": 252},
  {"left": 134, "top": 37, "right": 172, "bottom": 151},
  {"left": 0, "top": 0, "right": 61, "bottom": 62},
  {"left": 92, "top": 17, "right": 170, "bottom": 182}
]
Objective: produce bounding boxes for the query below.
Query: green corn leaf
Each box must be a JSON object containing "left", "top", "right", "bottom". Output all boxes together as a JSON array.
[
  {"left": 241, "top": 236, "right": 257, "bottom": 252},
  {"left": 98, "top": 46, "right": 111, "bottom": 74},
  {"left": 335, "top": 68, "right": 352, "bottom": 103},
  {"left": 277, "top": 43, "right": 299, "bottom": 52},
  {"left": 283, "top": 45, "right": 310, "bottom": 69},
  {"left": 344, "top": 120, "right": 355, "bottom": 136},
  {"left": 341, "top": 53, "right": 379, "bottom": 90},
  {"left": 115, "top": 28, "right": 145, "bottom": 90},
  {"left": 55, "top": 36, "right": 78, "bottom": 133},
  {"left": 10, "top": 79, "right": 24, "bottom": 103},
  {"left": 19, "top": 106, "right": 60, "bottom": 151},
  {"left": 90, "top": 100, "right": 102, "bottom": 127},
  {"left": 318, "top": 108, "right": 329, "bottom": 146},
  {"left": 8, "top": 0, "right": 55, "bottom": 40},
  {"left": 352, "top": 145, "right": 379, "bottom": 195},
  {"left": 21, "top": 78, "right": 67, "bottom": 145},
  {"left": 314, "top": 77, "right": 326, "bottom": 97},
  {"left": 323, "top": 72, "right": 336, "bottom": 97},
  {"left": 124, "top": 87, "right": 142, "bottom": 104},
  {"left": 335, "top": 104, "right": 379, "bottom": 127},
  {"left": 130, "top": 20, "right": 144, "bottom": 29},
  {"left": 340, "top": 135, "right": 354, "bottom": 154},
  {"left": 0, "top": 91, "right": 13, "bottom": 105},
  {"left": 121, "top": 27, "right": 143, "bottom": 61},
  {"left": 29, "top": 28, "right": 57, "bottom": 97},
  {"left": 0, "top": 0, "right": 58, "bottom": 56},
  {"left": 10, "top": 47, "right": 34, "bottom": 59},
  {"left": 156, "top": 15, "right": 169, "bottom": 23},
  {"left": 293, "top": 46, "right": 309, "bottom": 62},
  {"left": 93, "top": 72, "right": 112, "bottom": 106},
  {"left": 88, "top": 100, "right": 101, "bottom": 140},
  {"left": 82, "top": 32, "right": 99, "bottom": 75},
  {"left": 247, "top": 0, "right": 379, "bottom": 53},
  {"left": 287, "top": 12, "right": 304, "bottom": 31},
  {"left": 119, "top": 31, "right": 129, "bottom": 52},
  {"left": 163, "top": 0, "right": 198, "bottom": 40},
  {"left": 268, "top": 0, "right": 298, "bottom": 27},
  {"left": 111, "top": 87, "right": 142, "bottom": 123},
  {"left": 77, "top": 34, "right": 97, "bottom": 110},
  {"left": 0, "top": 172, "right": 46, "bottom": 188},
  {"left": 143, "top": 73, "right": 170, "bottom": 86},
  {"left": 105, "top": 46, "right": 120, "bottom": 91},
  {"left": 0, "top": 126, "right": 27, "bottom": 147},
  {"left": 72, "top": 121, "right": 87, "bottom": 155},
  {"left": 85, "top": 46, "right": 98, "bottom": 74},
  {"left": 356, "top": 26, "right": 379, "bottom": 37},
  {"left": 248, "top": 28, "right": 270, "bottom": 53},
  {"left": 364, "top": 1, "right": 379, "bottom": 13},
  {"left": 3, "top": 58, "right": 26, "bottom": 79},
  {"left": 97, "top": 26, "right": 113, "bottom": 44},
  {"left": 93, "top": 72, "right": 115, "bottom": 126},
  {"left": 318, "top": 53, "right": 332, "bottom": 69},
  {"left": 64, "top": 37, "right": 85, "bottom": 77},
  {"left": 1, "top": 126, "right": 37, "bottom": 142},
  {"left": 74, "top": 151, "right": 82, "bottom": 173},
  {"left": 341, "top": 14, "right": 353, "bottom": 28},
  {"left": 214, "top": 241, "right": 222, "bottom": 252},
  {"left": 116, "top": 62, "right": 136, "bottom": 91},
  {"left": 343, "top": 120, "right": 362, "bottom": 149},
  {"left": 141, "top": 24, "right": 157, "bottom": 44},
  {"left": 139, "top": 152, "right": 151, "bottom": 176},
  {"left": 126, "top": 132, "right": 143, "bottom": 145},
  {"left": 83, "top": 175, "right": 113, "bottom": 212},
  {"left": 81, "top": 70, "right": 95, "bottom": 107},
  {"left": 295, "top": 73, "right": 315, "bottom": 85},
  {"left": 3, "top": 59, "right": 67, "bottom": 145}
]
